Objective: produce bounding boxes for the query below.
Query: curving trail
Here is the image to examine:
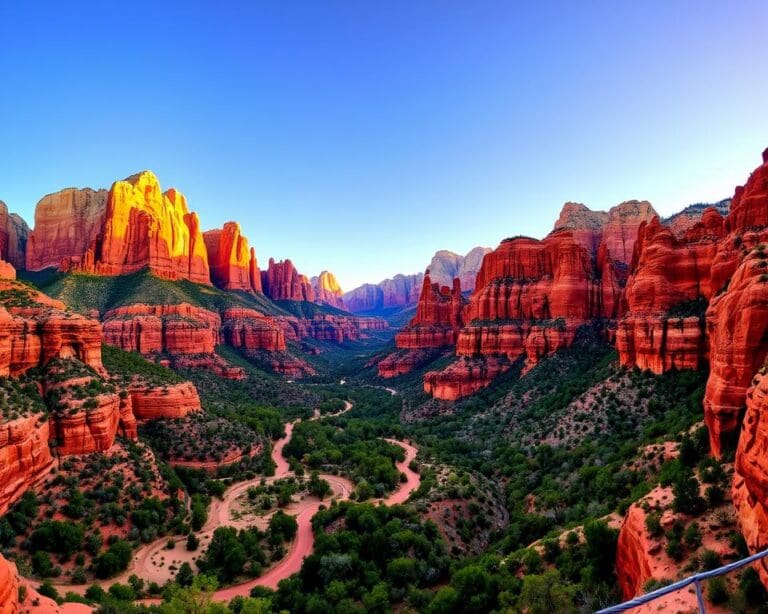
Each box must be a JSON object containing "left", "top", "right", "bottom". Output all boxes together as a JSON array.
[{"left": 30, "top": 398, "right": 420, "bottom": 603}]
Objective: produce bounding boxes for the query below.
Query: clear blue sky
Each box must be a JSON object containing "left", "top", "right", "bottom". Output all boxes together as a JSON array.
[{"left": 1, "top": 2, "right": 767, "bottom": 290}]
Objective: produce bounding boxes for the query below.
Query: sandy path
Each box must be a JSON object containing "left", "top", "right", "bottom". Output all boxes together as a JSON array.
[{"left": 32, "top": 398, "right": 419, "bottom": 604}]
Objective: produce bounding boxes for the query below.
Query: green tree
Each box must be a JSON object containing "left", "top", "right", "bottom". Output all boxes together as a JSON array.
[{"left": 520, "top": 570, "right": 577, "bottom": 614}]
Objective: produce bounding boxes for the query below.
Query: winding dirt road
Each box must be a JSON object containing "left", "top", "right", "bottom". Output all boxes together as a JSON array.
[{"left": 33, "top": 398, "right": 420, "bottom": 603}]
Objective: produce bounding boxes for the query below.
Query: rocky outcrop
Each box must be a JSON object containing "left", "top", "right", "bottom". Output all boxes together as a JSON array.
[
  {"left": 617, "top": 210, "right": 724, "bottom": 373},
  {"left": 102, "top": 303, "right": 219, "bottom": 356},
  {"left": 705, "top": 245, "right": 768, "bottom": 456},
  {"left": 615, "top": 501, "right": 655, "bottom": 599},
  {"left": 0, "top": 200, "right": 29, "bottom": 271},
  {"left": 0, "top": 280, "right": 104, "bottom": 377},
  {"left": 204, "top": 222, "right": 261, "bottom": 292},
  {"left": 0, "top": 413, "right": 54, "bottom": 515},
  {"left": 221, "top": 307, "right": 286, "bottom": 351},
  {"left": 53, "top": 393, "right": 128, "bottom": 456},
  {"left": 311, "top": 271, "right": 344, "bottom": 309},
  {"left": 423, "top": 201, "right": 656, "bottom": 399},
  {"left": 261, "top": 258, "right": 315, "bottom": 302},
  {"left": 0, "top": 555, "right": 18, "bottom": 614},
  {"left": 26, "top": 171, "right": 211, "bottom": 283},
  {"left": 0, "top": 260, "right": 14, "bottom": 279},
  {"left": 704, "top": 150, "right": 768, "bottom": 456},
  {"left": 130, "top": 382, "right": 202, "bottom": 420},
  {"left": 25, "top": 187, "right": 107, "bottom": 271},
  {"left": 344, "top": 247, "right": 490, "bottom": 313},
  {"left": 424, "top": 356, "right": 510, "bottom": 400},
  {"left": 733, "top": 366, "right": 768, "bottom": 586},
  {"left": 378, "top": 275, "right": 466, "bottom": 378}
]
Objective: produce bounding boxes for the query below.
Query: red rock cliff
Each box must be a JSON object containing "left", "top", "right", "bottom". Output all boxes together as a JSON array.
[
  {"left": 704, "top": 151, "right": 768, "bottom": 456},
  {"left": 733, "top": 366, "right": 768, "bottom": 586},
  {"left": 378, "top": 275, "right": 466, "bottom": 378},
  {"left": 26, "top": 172, "right": 211, "bottom": 284},
  {"left": 0, "top": 200, "right": 29, "bottom": 271},
  {"left": 422, "top": 201, "right": 655, "bottom": 399},
  {"left": 0, "top": 555, "right": 18, "bottom": 614},
  {"left": 25, "top": 187, "right": 107, "bottom": 271},
  {"left": 261, "top": 258, "right": 315, "bottom": 302},
  {"left": 204, "top": 222, "right": 261, "bottom": 292},
  {"left": 0, "top": 413, "right": 54, "bottom": 515},
  {"left": 311, "top": 271, "right": 344, "bottom": 309},
  {"left": 130, "top": 381, "right": 202, "bottom": 420}
]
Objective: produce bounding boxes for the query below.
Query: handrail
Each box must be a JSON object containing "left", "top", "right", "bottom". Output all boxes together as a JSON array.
[{"left": 596, "top": 547, "right": 768, "bottom": 613}]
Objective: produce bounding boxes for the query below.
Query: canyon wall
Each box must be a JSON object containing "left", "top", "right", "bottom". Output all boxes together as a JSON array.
[
  {"left": 261, "top": 258, "right": 315, "bottom": 302},
  {"left": 26, "top": 171, "right": 211, "bottom": 283},
  {"left": 204, "top": 222, "right": 262, "bottom": 292},
  {"left": 422, "top": 201, "right": 656, "bottom": 399}
]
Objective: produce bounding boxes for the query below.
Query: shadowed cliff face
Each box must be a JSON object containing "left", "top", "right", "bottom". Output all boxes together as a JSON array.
[
  {"left": 422, "top": 201, "right": 657, "bottom": 400},
  {"left": 204, "top": 222, "right": 262, "bottom": 292}
]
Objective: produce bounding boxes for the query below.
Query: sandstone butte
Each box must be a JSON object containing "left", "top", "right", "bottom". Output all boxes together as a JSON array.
[
  {"left": 204, "top": 222, "right": 262, "bottom": 292},
  {"left": 0, "top": 280, "right": 201, "bottom": 517},
  {"left": 26, "top": 171, "right": 211, "bottom": 284},
  {"left": 261, "top": 258, "right": 315, "bottom": 302},
  {"left": 378, "top": 274, "right": 466, "bottom": 378},
  {"left": 422, "top": 201, "right": 657, "bottom": 400},
  {"left": 311, "top": 270, "right": 345, "bottom": 309}
]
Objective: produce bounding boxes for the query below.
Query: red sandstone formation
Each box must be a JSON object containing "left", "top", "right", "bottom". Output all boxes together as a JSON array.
[
  {"left": 26, "top": 171, "right": 211, "bottom": 283},
  {"left": 421, "top": 201, "right": 655, "bottom": 399},
  {"left": 617, "top": 210, "right": 724, "bottom": 373},
  {"left": 704, "top": 150, "right": 768, "bottom": 456},
  {"left": 0, "top": 200, "right": 29, "bottom": 271},
  {"left": 0, "top": 413, "right": 54, "bottom": 515},
  {"left": 733, "top": 365, "right": 768, "bottom": 586},
  {"left": 261, "top": 258, "right": 315, "bottom": 302},
  {"left": 615, "top": 500, "right": 655, "bottom": 599},
  {"left": 102, "top": 303, "right": 219, "bottom": 356},
  {"left": 0, "top": 555, "right": 18, "bottom": 614},
  {"left": 424, "top": 356, "right": 510, "bottom": 400},
  {"left": 0, "top": 259, "right": 14, "bottom": 279},
  {"left": 204, "top": 222, "right": 261, "bottom": 292},
  {"left": 311, "top": 271, "right": 344, "bottom": 309},
  {"left": 378, "top": 275, "right": 466, "bottom": 378},
  {"left": 25, "top": 187, "right": 107, "bottom": 271},
  {"left": 221, "top": 307, "right": 286, "bottom": 351},
  {"left": 705, "top": 246, "right": 768, "bottom": 456},
  {"left": 0, "top": 280, "right": 104, "bottom": 377},
  {"left": 130, "top": 382, "right": 202, "bottom": 420}
]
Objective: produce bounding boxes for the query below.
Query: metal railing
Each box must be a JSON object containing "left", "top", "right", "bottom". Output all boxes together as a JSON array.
[{"left": 596, "top": 547, "right": 768, "bottom": 613}]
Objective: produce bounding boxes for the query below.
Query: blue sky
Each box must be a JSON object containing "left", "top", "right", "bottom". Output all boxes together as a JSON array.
[{"left": 1, "top": 2, "right": 767, "bottom": 289}]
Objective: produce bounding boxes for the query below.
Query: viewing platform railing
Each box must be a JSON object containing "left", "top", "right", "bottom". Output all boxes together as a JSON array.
[{"left": 596, "top": 547, "right": 768, "bottom": 613}]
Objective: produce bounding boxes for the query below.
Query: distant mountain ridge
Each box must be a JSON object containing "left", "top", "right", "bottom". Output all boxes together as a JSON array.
[{"left": 343, "top": 246, "right": 491, "bottom": 313}]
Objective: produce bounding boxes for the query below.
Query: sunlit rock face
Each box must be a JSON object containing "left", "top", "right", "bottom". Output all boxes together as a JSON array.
[
  {"left": 26, "top": 171, "right": 211, "bottom": 283},
  {"left": 311, "top": 270, "right": 344, "bottom": 309},
  {"left": 0, "top": 200, "right": 29, "bottom": 271},
  {"left": 0, "top": 555, "right": 18, "bottom": 613},
  {"left": 204, "top": 222, "right": 262, "bottom": 292}
]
